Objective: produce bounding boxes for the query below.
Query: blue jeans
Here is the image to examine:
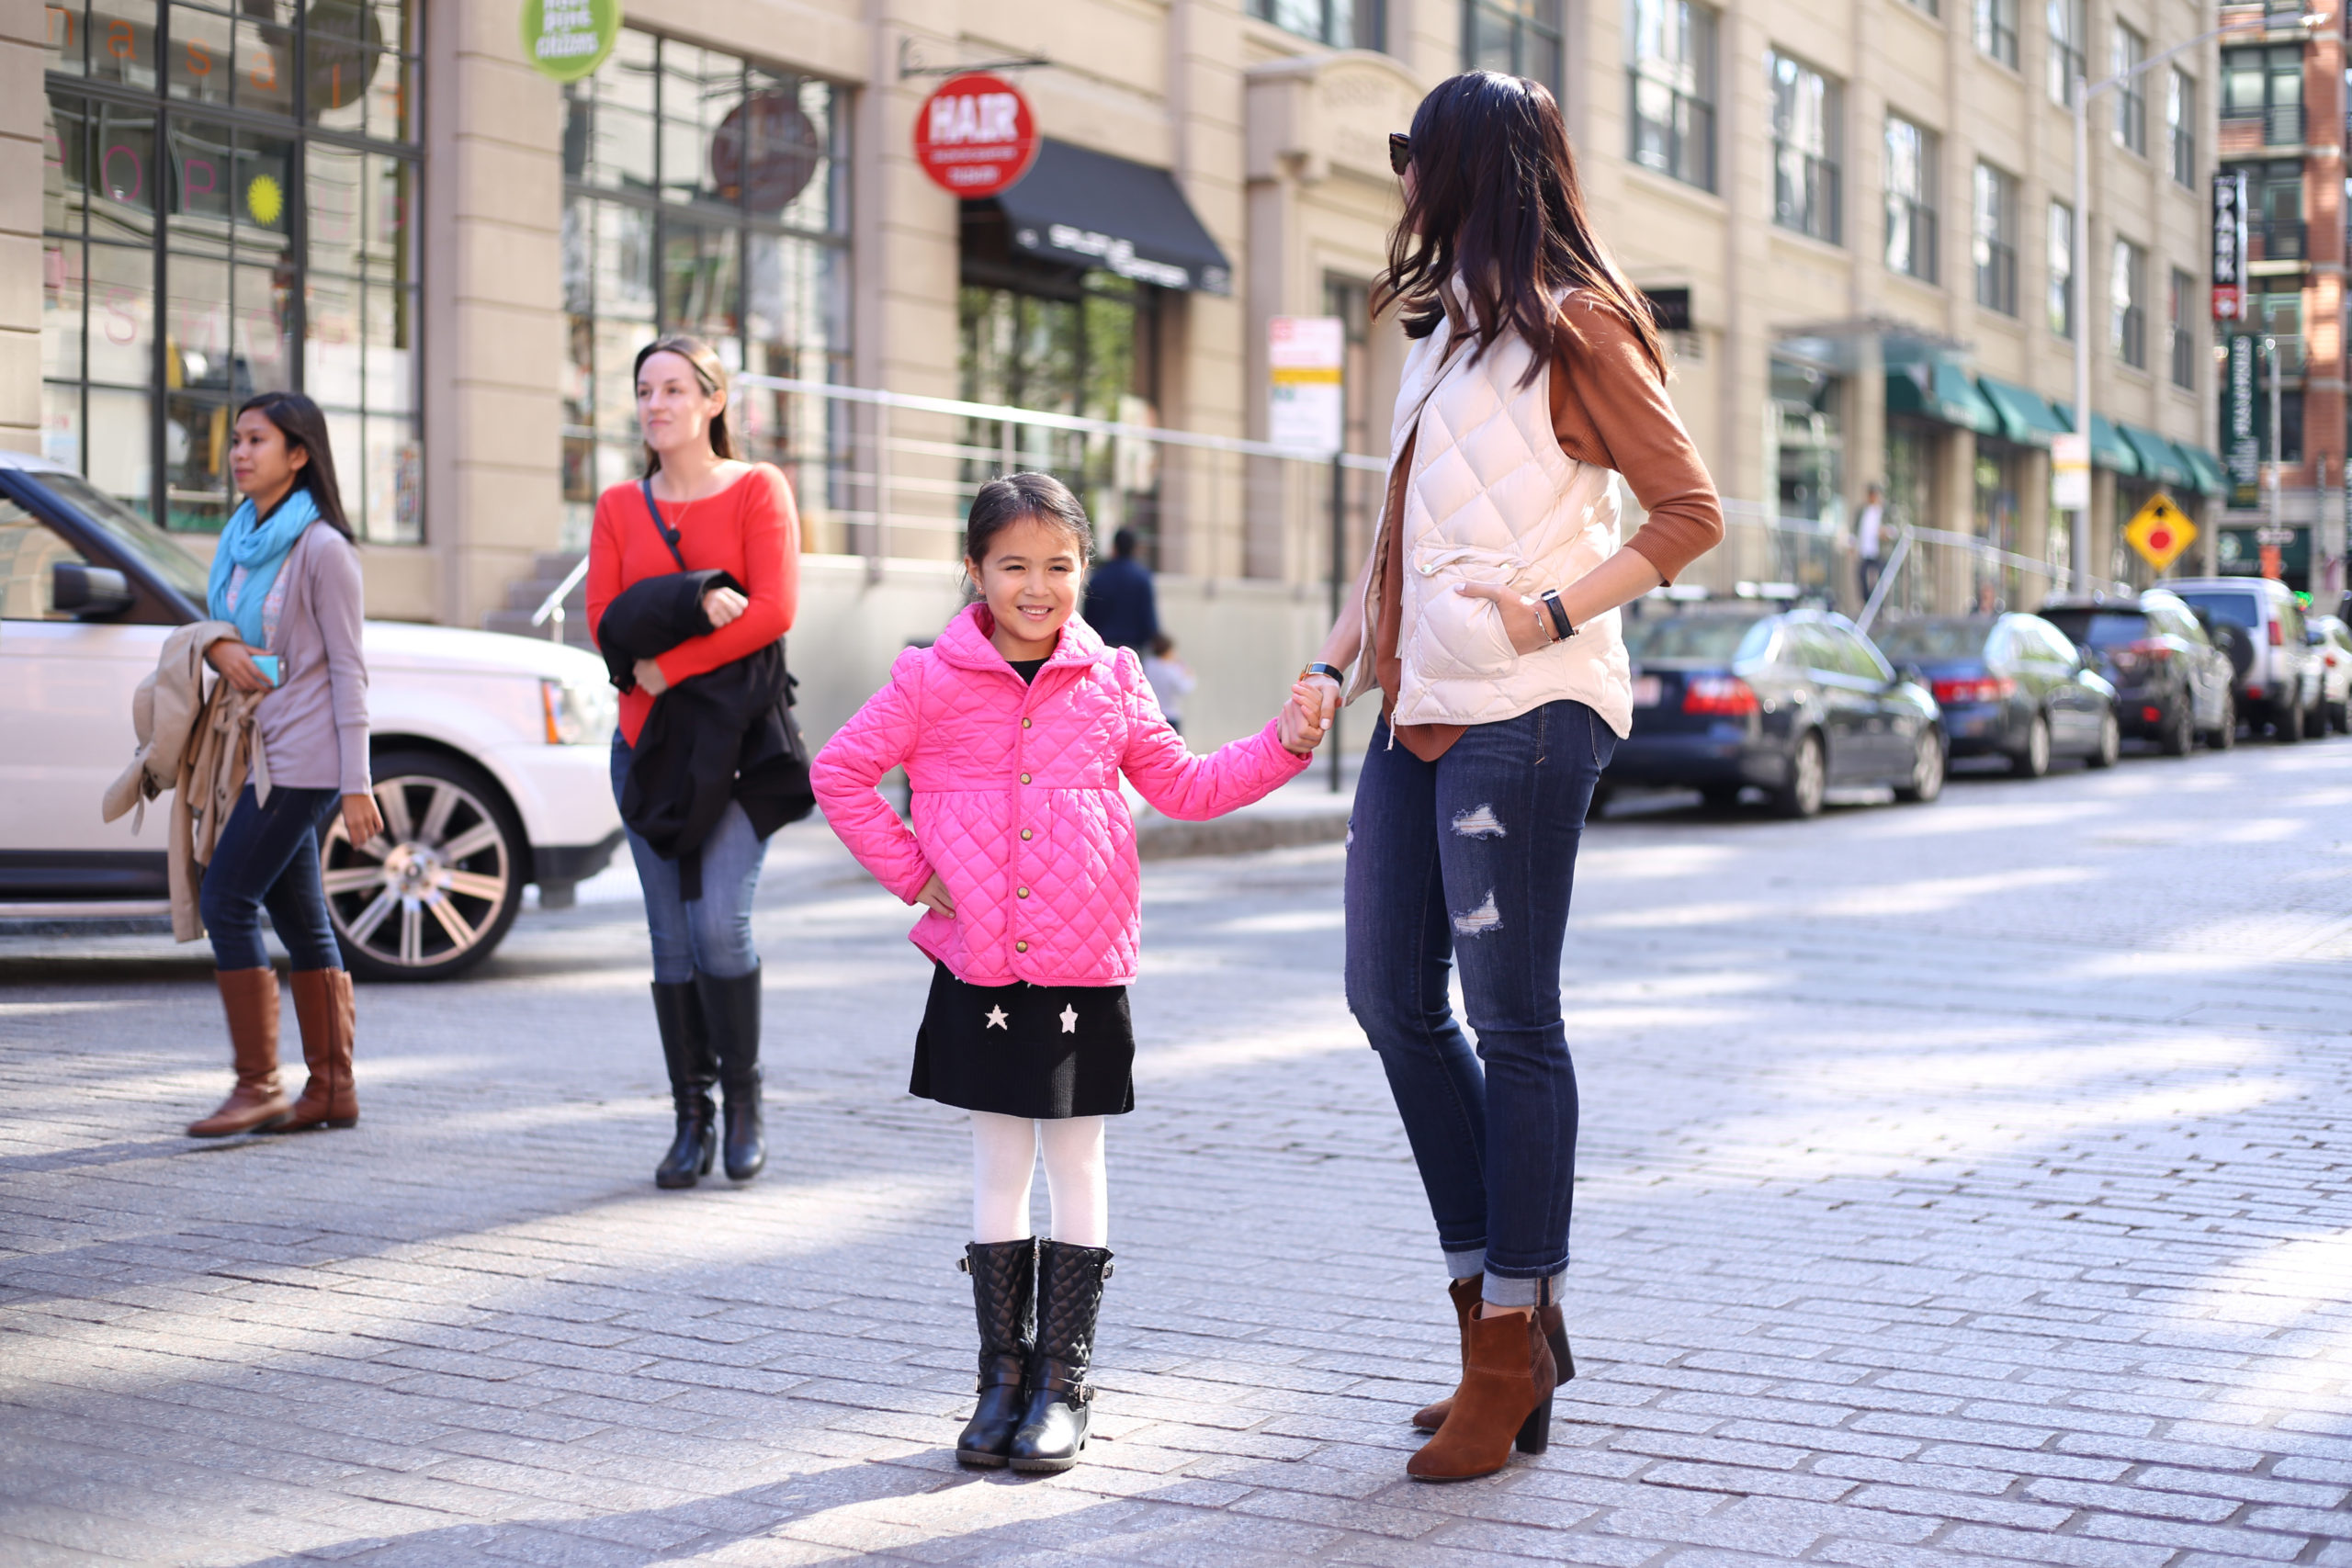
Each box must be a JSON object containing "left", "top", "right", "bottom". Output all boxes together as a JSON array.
[
  {"left": 200, "top": 784, "right": 345, "bottom": 973},
  {"left": 611, "top": 735, "right": 767, "bottom": 983},
  {"left": 1343, "top": 702, "right": 1614, "bottom": 1308}
]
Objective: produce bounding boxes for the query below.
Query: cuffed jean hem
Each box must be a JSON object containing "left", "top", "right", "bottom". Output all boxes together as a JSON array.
[
  {"left": 1442, "top": 1248, "right": 1487, "bottom": 1280},
  {"left": 1483, "top": 1269, "right": 1568, "bottom": 1309}
]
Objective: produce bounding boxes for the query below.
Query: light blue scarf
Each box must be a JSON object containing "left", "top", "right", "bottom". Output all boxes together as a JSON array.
[{"left": 207, "top": 488, "right": 320, "bottom": 649}]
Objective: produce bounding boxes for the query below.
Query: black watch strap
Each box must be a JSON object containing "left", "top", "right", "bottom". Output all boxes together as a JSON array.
[
  {"left": 1539, "top": 591, "right": 1576, "bottom": 642},
  {"left": 1302, "top": 661, "right": 1347, "bottom": 683}
]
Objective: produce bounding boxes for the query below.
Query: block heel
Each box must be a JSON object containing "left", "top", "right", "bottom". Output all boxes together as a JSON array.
[{"left": 1515, "top": 1393, "right": 1552, "bottom": 1454}]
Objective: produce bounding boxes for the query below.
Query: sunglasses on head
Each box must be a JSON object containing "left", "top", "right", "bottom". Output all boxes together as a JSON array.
[{"left": 1387, "top": 132, "right": 1410, "bottom": 175}]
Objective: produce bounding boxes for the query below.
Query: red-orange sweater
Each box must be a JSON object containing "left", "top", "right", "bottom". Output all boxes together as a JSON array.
[{"left": 585, "top": 465, "right": 801, "bottom": 747}]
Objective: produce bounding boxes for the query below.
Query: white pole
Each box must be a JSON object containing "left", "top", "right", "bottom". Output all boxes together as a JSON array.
[{"left": 2072, "top": 82, "right": 2092, "bottom": 596}]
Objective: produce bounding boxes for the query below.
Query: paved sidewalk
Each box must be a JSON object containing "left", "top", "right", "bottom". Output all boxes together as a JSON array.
[{"left": 3, "top": 740, "right": 2350, "bottom": 1565}]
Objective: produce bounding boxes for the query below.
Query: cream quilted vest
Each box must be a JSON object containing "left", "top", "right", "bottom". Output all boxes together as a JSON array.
[{"left": 1352, "top": 300, "right": 1634, "bottom": 738}]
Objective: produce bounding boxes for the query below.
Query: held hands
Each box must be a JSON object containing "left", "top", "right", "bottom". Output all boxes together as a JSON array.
[
  {"left": 1279, "top": 678, "right": 1331, "bottom": 755},
  {"left": 1453, "top": 582, "right": 1556, "bottom": 657},
  {"left": 914, "top": 872, "right": 956, "bottom": 919},
  {"left": 206, "top": 640, "right": 275, "bottom": 694}
]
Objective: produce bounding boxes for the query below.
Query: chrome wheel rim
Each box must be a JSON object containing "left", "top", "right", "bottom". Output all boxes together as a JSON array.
[
  {"left": 2028, "top": 717, "right": 2049, "bottom": 773},
  {"left": 1795, "top": 737, "right": 1825, "bottom": 813},
  {"left": 1915, "top": 732, "right": 1943, "bottom": 795},
  {"left": 321, "top": 774, "right": 512, "bottom": 970}
]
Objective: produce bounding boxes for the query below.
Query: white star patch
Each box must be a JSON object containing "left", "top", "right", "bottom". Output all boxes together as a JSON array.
[
  {"left": 985, "top": 1006, "right": 1009, "bottom": 1030},
  {"left": 1059, "top": 1004, "right": 1079, "bottom": 1034}
]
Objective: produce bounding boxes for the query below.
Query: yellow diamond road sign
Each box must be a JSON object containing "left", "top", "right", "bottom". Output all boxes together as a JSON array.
[{"left": 2125, "top": 493, "right": 2197, "bottom": 572}]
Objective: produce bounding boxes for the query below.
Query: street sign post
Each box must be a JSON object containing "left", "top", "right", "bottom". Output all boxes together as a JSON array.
[
  {"left": 2211, "top": 172, "right": 2246, "bottom": 322},
  {"left": 2124, "top": 493, "right": 2196, "bottom": 573},
  {"left": 2052, "top": 433, "right": 2090, "bottom": 513},
  {"left": 1267, "top": 317, "right": 1345, "bottom": 452}
]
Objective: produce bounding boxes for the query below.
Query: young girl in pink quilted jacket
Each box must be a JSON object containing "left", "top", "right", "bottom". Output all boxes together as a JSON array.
[{"left": 811, "top": 472, "right": 1324, "bottom": 1473}]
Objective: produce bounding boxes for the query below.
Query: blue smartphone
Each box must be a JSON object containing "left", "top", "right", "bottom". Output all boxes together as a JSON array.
[{"left": 252, "top": 654, "right": 283, "bottom": 686}]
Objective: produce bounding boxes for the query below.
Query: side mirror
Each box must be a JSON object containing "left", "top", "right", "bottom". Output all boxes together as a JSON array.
[{"left": 51, "top": 561, "right": 134, "bottom": 618}]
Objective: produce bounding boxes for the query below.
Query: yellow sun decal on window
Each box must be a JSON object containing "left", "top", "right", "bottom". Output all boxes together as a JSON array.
[{"left": 246, "top": 174, "right": 285, "bottom": 227}]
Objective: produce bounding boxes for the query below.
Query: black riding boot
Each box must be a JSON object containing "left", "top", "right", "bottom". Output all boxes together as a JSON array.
[
  {"left": 697, "top": 966, "right": 764, "bottom": 1182},
  {"left": 955, "top": 1238, "right": 1038, "bottom": 1467},
  {"left": 650, "top": 980, "right": 716, "bottom": 1190},
  {"left": 1007, "top": 1240, "right": 1114, "bottom": 1472}
]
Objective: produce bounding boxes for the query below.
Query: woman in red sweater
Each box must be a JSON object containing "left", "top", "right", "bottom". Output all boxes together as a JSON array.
[{"left": 585, "top": 334, "right": 801, "bottom": 1190}]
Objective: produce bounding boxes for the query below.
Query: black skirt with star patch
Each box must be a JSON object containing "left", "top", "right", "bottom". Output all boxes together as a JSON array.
[{"left": 910, "top": 964, "right": 1136, "bottom": 1118}]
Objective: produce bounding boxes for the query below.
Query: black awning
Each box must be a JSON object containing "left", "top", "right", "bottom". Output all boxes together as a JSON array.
[{"left": 984, "top": 140, "right": 1232, "bottom": 295}]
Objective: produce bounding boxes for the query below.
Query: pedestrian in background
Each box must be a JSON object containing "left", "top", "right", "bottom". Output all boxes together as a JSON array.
[
  {"left": 1857, "top": 481, "right": 1886, "bottom": 605},
  {"left": 1080, "top": 526, "right": 1158, "bottom": 652},
  {"left": 586, "top": 334, "right": 803, "bottom": 1190},
  {"left": 811, "top": 473, "right": 1325, "bottom": 1473},
  {"left": 1299, "top": 72, "right": 1723, "bottom": 1481},
  {"left": 1141, "top": 635, "right": 1194, "bottom": 735},
  {"left": 187, "top": 392, "right": 379, "bottom": 1139}
]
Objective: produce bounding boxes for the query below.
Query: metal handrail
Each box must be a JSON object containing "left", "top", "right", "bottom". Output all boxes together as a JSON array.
[{"left": 531, "top": 554, "right": 592, "bottom": 642}]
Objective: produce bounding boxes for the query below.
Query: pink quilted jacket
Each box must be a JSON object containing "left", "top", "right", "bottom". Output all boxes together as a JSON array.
[{"left": 811, "top": 604, "right": 1310, "bottom": 987}]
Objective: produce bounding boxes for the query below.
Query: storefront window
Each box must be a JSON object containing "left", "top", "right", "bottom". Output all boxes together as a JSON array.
[
  {"left": 1770, "top": 356, "right": 1842, "bottom": 595},
  {"left": 42, "top": 1, "right": 423, "bottom": 540},
  {"left": 560, "top": 30, "right": 851, "bottom": 543}
]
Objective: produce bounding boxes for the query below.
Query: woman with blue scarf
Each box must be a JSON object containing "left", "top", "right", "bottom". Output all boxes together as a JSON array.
[{"left": 186, "top": 393, "right": 383, "bottom": 1140}]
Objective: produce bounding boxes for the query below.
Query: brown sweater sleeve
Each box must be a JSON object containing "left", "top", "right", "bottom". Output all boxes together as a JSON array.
[{"left": 1548, "top": 291, "right": 1724, "bottom": 584}]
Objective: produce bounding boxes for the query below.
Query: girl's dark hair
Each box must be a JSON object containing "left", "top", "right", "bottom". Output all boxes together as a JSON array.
[
  {"left": 965, "top": 472, "right": 1096, "bottom": 570},
  {"left": 234, "top": 391, "right": 354, "bottom": 539},
  {"left": 633, "top": 333, "right": 737, "bottom": 475},
  {"left": 1376, "top": 72, "right": 1664, "bottom": 385}
]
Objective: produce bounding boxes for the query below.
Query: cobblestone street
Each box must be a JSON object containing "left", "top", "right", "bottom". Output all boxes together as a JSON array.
[{"left": 4, "top": 742, "right": 2350, "bottom": 1566}]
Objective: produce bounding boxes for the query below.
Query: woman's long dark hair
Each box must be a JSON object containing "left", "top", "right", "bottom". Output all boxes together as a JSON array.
[
  {"left": 634, "top": 333, "right": 738, "bottom": 475},
  {"left": 1376, "top": 72, "right": 1663, "bottom": 384},
  {"left": 235, "top": 391, "right": 354, "bottom": 539}
]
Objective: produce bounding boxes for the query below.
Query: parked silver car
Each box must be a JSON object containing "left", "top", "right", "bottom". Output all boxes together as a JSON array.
[{"left": 2165, "top": 578, "right": 2328, "bottom": 742}]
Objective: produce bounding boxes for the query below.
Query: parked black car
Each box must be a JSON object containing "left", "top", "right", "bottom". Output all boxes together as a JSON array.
[
  {"left": 1873, "top": 614, "right": 2120, "bottom": 776},
  {"left": 1607, "top": 604, "right": 1945, "bottom": 818},
  {"left": 2040, "top": 592, "right": 2236, "bottom": 754}
]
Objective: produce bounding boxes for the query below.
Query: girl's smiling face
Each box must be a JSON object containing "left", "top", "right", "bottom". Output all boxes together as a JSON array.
[{"left": 969, "top": 513, "right": 1085, "bottom": 661}]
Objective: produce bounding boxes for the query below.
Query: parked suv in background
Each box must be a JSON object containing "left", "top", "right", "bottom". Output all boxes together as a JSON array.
[
  {"left": 2041, "top": 591, "right": 2236, "bottom": 755},
  {"left": 0, "top": 453, "right": 623, "bottom": 980},
  {"left": 2306, "top": 615, "right": 2352, "bottom": 735},
  {"left": 2165, "top": 577, "right": 2326, "bottom": 741}
]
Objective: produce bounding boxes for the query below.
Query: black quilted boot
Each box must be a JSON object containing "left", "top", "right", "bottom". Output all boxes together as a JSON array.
[
  {"left": 1007, "top": 1240, "right": 1114, "bottom": 1472},
  {"left": 650, "top": 980, "right": 716, "bottom": 1189},
  {"left": 696, "top": 966, "right": 764, "bottom": 1182},
  {"left": 955, "top": 1238, "right": 1038, "bottom": 1467}
]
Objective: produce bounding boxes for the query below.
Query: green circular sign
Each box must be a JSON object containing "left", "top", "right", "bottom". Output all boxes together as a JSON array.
[{"left": 520, "top": 0, "right": 619, "bottom": 84}]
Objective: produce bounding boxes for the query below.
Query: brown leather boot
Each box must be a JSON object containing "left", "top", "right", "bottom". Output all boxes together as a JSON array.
[
  {"left": 187, "top": 968, "right": 289, "bottom": 1137},
  {"left": 1412, "top": 1284, "right": 1576, "bottom": 1431},
  {"left": 1407, "top": 1304, "right": 1555, "bottom": 1482},
  {"left": 277, "top": 968, "right": 357, "bottom": 1131}
]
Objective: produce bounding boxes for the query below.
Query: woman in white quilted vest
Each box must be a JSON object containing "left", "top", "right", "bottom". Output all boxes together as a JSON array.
[{"left": 1297, "top": 73, "right": 1723, "bottom": 1482}]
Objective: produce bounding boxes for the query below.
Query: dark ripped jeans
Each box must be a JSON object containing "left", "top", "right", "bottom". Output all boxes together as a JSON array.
[{"left": 1343, "top": 701, "right": 1614, "bottom": 1307}]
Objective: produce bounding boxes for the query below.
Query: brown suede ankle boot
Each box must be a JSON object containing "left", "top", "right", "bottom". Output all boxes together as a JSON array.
[
  {"left": 1412, "top": 1285, "right": 1575, "bottom": 1431},
  {"left": 187, "top": 969, "right": 290, "bottom": 1137},
  {"left": 1407, "top": 1304, "right": 1556, "bottom": 1482},
  {"left": 277, "top": 969, "right": 357, "bottom": 1131}
]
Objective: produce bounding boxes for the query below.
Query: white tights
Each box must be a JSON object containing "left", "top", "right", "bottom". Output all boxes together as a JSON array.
[{"left": 970, "top": 1111, "right": 1108, "bottom": 1249}]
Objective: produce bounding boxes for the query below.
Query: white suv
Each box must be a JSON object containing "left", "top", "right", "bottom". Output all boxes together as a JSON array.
[
  {"left": 0, "top": 453, "right": 623, "bottom": 980},
  {"left": 2167, "top": 577, "right": 2328, "bottom": 743}
]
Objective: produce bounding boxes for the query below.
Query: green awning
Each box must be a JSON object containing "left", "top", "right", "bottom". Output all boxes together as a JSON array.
[
  {"left": 2175, "top": 442, "right": 2227, "bottom": 497},
  {"left": 1976, "top": 376, "right": 2068, "bottom": 448},
  {"left": 2052, "top": 402, "right": 2143, "bottom": 476},
  {"left": 2120, "top": 424, "right": 2190, "bottom": 486},
  {"left": 1886, "top": 364, "right": 2001, "bottom": 435}
]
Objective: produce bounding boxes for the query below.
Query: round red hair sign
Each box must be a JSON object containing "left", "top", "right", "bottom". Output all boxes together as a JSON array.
[{"left": 913, "top": 73, "right": 1039, "bottom": 198}]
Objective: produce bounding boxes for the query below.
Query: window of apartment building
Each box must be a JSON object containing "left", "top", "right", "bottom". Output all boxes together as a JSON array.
[
  {"left": 1465, "top": 0, "right": 1560, "bottom": 93},
  {"left": 1973, "top": 163, "right": 2018, "bottom": 315},
  {"left": 2167, "top": 267, "right": 2198, "bottom": 389},
  {"left": 2231, "top": 160, "right": 2303, "bottom": 263},
  {"left": 1252, "top": 0, "right": 1384, "bottom": 51},
  {"left": 2048, "top": 0, "right": 2086, "bottom": 106},
  {"left": 560, "top": 32, "right": 850, "bottom": 545},
  {"left": 2111, "top": 24, "right": 2147, "bottom": 155},
  {"left": 1905, "top": 0, "right": 1939, "bottom": 17},
  {"left": 41, "top": 3, "right": 424, "bottom": 538},
  {"left": 2222, "top": 46, "right": 2303, "bottom": 148},
  {"left": 1884, "top": 118, "right": 1938, "bottom": 282},
  {"left": 2111, "top": 238, "right": 2147, "bottom": 368},
  {"left": 2048, "top": 198, "right": 2075, "bottom": 338},
  {"left": 1768, "top": 51, "right": 1841, "bottom": 244},
  {"left": 2167, "top": 69, "right": 2196, "bottom": 186},
  {"left": 1973, "top": 0, "right": 2018, "bottom": 70},
  {"left": 1628, "top": 0, "right": 1716, "bottom": 192}
]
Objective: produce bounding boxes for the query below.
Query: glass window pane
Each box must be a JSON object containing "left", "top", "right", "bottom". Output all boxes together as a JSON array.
[
  {"left": 305, "top": 271, "right": 362, "bottom": 405},
  {"left": 44, "top": 241, "right": 85, "bottom": 382},
  {"left": 87, "top": 386, "right": 154, "bottom": 517},
  {"left": 44, "top": 94, "right": 87, "bottom": 237},
  {"left": 232, "top": 128, "right": 297, "bottom": 252},
  {"left": 89, "top": 102, "right": 157, "bottom": 243},
  {"left": 167, "top": 5, "right": 235, "bottom": 107},
  {"left": 46, "top": 0, "right": 87, "bottom": 76},
  {"left": 86, "top": 243, "right": 154, "bottom": 386},
  {"left": 163, "top": 391, "right": 233, "bottom": 530},
  {"left": 88, "top": 0, "right": 160, "bottom": 92},
  {"left": 42, "top": 382, "right": 83, "bottom": 470},
  {"left": 360, "top": 414, "right": 421, "bottom": 544},
  {"left": 164, "top": 250, "right": 230, "bottom": 391},
  {"left": 364, "top": 284, "right": 414, "bottom": 414},
  {"left": 307, "top": 141, "right": 365, "bottom": 279},
  {"left": 234, "top": 260, "right": 295, "bottom": 392},
  {"left": 233, "top": 15, "right": 293, "bottom": 118},
  {"left": 661, "top": 216, "right": 740, "bottom": 341},
  {"left": 165, "top": 118, "right": 234, "bottom": 235},
  {"left": 0, "top": 502, "right": 93, "bottom": 621}
]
